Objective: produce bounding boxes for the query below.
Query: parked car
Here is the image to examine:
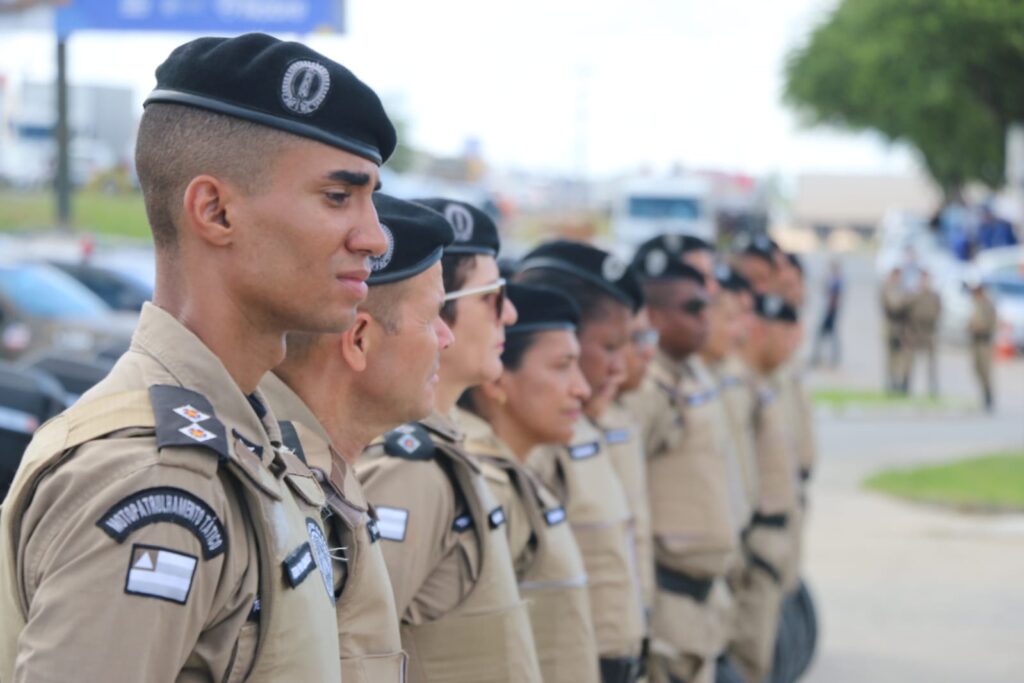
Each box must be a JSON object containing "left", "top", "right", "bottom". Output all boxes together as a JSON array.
[
  {"left": 49, "top": 260, "right": 152, "bottom": 312},
  {"left": 0, "top": 261, "right": 138, "bottom": 361}
]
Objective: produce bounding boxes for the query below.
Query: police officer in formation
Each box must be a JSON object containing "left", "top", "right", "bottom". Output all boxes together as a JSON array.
[{"left": 0, "top": 31, "right": 820, "bottom": 683}]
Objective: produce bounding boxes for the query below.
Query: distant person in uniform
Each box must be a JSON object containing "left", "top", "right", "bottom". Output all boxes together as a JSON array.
[
  {"left": 515, "top": 240, "right": 649, "bottom": 683},
  {"left": 975, "top": 205, "right": 1019, "bottom": 251},
  {"left": 810, "top": 258, "right": 843, "bottom": 368},
  {"left": 0, "top": 33, "right": 395, "bottom": 681},
  {"left": 356, "top": 198, "right": 543, "bottom": 682},
  {"left": 906, "top": 270, "right": 942, "bottom": 397},
  {"left": 259, "top": 194, "right": 456, "bottom": 680},
  {"left": 459, "top": 283, "right": 603, "bottom": 683},
  {"left": 967, "top": 281, "right": 998, "bottom": 412},
  {"left": 881, "top": 268, "right": 911, "bottom": 393}
]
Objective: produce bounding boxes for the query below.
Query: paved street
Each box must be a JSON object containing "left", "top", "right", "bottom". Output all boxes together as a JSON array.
[{"left": 797, "top": 251, "right": 1024, "bottom": 683}]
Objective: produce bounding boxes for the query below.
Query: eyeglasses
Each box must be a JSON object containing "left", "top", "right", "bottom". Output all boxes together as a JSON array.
[
  {"left": 630, "top": 328, "right": 659, "bottom": 348},
  {"left": 678, "top": 297, "right": 708, "bottom": 316},
  {"left": 443, "top": 277, "right": 506, "bottom": 319}
]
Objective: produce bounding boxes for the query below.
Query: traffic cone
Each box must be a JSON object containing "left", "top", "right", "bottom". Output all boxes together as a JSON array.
[{"left": 995, "top": 321, "right": 1015, "bottom": 361}]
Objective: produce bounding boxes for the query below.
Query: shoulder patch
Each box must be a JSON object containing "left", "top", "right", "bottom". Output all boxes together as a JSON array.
[
  {"left": 604, "top": 428, "right": 631, "bottom": 445},
  {"left": 97, "top": 486, "right": 227, "bottom": 559},
  {"left": 569, "top": 442, "right": 600, "bottom": 460},
  {"left": 149, "top": 385, "right": 229, "bottom": 461},
  {"left": 375, "top": 506, "right": 409, "bottom": 542},
  {"left": 383, "top": 423, "right": 435, "bottom": 460},
  {"left": 124, "top": 543, "right": 197, "bottom": 605}
]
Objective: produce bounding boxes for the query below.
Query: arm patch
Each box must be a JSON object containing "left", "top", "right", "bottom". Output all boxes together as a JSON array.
[
  {"left": 383, "top": 423, "right": 435, "bottom": 460},
  {"left": 97, "top": 486, "right": 227, "bottom": 559}
]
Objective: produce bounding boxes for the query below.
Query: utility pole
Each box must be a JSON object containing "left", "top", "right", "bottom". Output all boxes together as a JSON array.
[{"left": 55, "top": 36, "right": 71, "bottom": 229}]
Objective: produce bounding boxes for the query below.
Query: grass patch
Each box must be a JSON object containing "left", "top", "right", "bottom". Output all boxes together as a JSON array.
[
  {"left": 864, "top": 451, "right": 1024, "bottom": 511},
  {"left": 812, "top": 388, "right": 964, "bottom": 410},
  {"left": 0, "top": 189, "right": 150, "bottom": 239}
]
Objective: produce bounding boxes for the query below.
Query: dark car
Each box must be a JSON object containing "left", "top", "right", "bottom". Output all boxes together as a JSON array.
[
  {"left": 0, "top": 261, "right": 138, "bottom": 361},
  {"left": 49, "top": 260, "right": 152, "bottom": 312}
]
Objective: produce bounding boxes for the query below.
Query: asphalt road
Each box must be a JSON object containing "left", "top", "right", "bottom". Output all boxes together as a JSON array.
[{"left": 797, "top": 251, "right": 1024, "bottom": 683}]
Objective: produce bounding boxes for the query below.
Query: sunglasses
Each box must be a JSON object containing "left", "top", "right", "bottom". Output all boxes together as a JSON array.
[
  {"left": 443, "top": 277, "right": 507, "bottom": 319},
  {"left": 678, "top": 298, "right": 708, "bottom": 316},
  {"left": 630, "top": 328, "right": 660, "bottom": 348}
]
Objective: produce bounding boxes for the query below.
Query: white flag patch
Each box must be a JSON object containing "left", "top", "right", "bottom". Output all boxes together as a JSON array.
[
  {"left": 125, "top": 545, "right": 197, "bottom": 604},
  {"left": 375, "top": 506, "right": 409, "bottom": 542}
]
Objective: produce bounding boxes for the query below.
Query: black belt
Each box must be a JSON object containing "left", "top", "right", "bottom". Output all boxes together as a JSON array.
[
  {"left": 973, "top": 333, "right": 993, "bottom": 343},
  {"left": 751, "top": 511, "right": 788, "bottom": 528},
  {"left": 655, "top": 564, "right": 714, "bottom": 602},
  {"left": 799, "top": 467, "right": 812, "bottom": 483},
  {"left": 599, "top": 656, "right": 642, "bottom": 683}
]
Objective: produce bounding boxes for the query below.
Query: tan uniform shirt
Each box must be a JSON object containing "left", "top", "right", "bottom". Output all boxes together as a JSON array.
[
  {"left": 260, "top": 373, "right": 407, "bottom": 682},
  {"left": 908, "top": 289, "right": 942, "bottom": 346},
  {"left": 621, "top": 351, "right": 740, "bottom": 683},
  {"left": 710, "top": 354, "right": 759, "bottom": 512},
  {"left": 599, "top": 400, "right": 655, "bottom": 613},
  {"left": 459, "top": 409, "right": 601, "bottom": 683},
  {"left": 357, "top": 411, "right": 541, "bottom": 683},
  {"left": 528, "top": 417, "right": 646, "bottom": 661},
  {"left": 0, "top": 303, "right": 340, "bottom": 683},
  {"left": 968, "top": 295, "right": 998, "bottom": 338}
]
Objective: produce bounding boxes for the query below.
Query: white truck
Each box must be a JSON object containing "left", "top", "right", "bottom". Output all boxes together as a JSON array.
[{"left": 610, "top": 176, "right": 715, "bottom": 250}]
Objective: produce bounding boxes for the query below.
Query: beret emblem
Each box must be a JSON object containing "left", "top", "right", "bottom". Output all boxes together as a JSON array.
[
  {"left": 645, "top": 249, "right": 668, "bottom": 277},
  {"left": 370, "top": 224, "right": 395, "bottom": 272},
  {"left": 280, "top": 60, "right": 331, "bottom": 115},
  {"left": 602, "top": 254, "right": 628, "bottom": 282},
  {"left": 444, "top": 204, "right": 475, "bottom": 242}
]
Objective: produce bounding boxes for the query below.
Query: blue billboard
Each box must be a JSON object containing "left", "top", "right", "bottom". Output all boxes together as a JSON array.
[{"left": 57, "top": 0, "right": 345, "bottom": 38}]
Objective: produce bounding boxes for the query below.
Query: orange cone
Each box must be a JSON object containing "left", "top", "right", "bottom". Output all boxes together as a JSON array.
[{"left": 995, "top": 321, "right": 1015, "bottom": 361}]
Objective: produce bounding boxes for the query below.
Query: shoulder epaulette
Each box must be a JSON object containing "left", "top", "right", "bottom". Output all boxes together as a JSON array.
[
  {"left": 382, "top": 423, "right": 436, "bottom": 460},
  {"left": 149, "top": 384, "right": 229, "bottom": 461}
]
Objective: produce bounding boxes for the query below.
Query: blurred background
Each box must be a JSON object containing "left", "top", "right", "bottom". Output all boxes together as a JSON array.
[{"left": 0, "top": 1, "right": 1022, "bottom": 681}]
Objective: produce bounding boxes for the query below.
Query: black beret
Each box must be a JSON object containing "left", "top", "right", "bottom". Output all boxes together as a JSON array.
[
  {"left": 505, "top": 284, "right": 581, "bottom": 335},
  {"left": 412, "top": 198, "right": 500, "bottom": 256},
  {"left": 368, "top": 194, "right": 454, "bottom": 285},
  {"left": 517, "top": 240, "right": 643, "bottom": 312},
  {"left": 786, "top": 252, "right": 804, "bottom": 274},
  {"left": 754, "top": 294, "right": 798, "bottom": 323},
  {"left": 714, "top": 263, "right": 752, "bottom": 292},
  {"left": 632, "top": 242, "right": 706, "bottom": 284},
  {"left": 145, "top": 33, "right": 396, "bottom": 165},
  {"left": 733, "top": 232, "right": 778, "bottom": 263}
]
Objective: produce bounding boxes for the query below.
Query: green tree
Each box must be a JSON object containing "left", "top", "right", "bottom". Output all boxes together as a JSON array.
[{"left": 785, "top": 0, "right": 1024, "bottom": 195}]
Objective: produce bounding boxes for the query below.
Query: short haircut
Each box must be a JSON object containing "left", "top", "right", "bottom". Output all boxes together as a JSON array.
[
  {"left": 514, "top": 267, "right": 621, "bottom": 326},
  {"left": 135, "top": 103, "right": 293, "bottom": 250}
]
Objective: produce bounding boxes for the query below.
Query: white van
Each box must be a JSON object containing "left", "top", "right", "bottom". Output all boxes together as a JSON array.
[{"left": 610, "top": 176, "right": 715, "bottom": 249}]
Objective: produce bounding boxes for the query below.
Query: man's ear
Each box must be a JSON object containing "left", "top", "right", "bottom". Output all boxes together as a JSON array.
[
  {"left": 182, "top": 174, "right": 236, "bottom": 247},
  {"left": 340, "top": 312, "right": 374, "bottom": 373}
]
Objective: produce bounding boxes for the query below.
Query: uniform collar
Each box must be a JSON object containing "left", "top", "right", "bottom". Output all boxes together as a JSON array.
[
  {"left": 259, "top": 372, "right": 333, "bottom": 469},
  {"left": 570, "top": 414, "right": 603, "bottom": 446},
  {"left": 258, "top": 372, "right": 358, "bottom": 506},
  {"left": 131, "top": 302, "right": 281, "bottom": 449},
  {"left": 420, "top": 409, "right": 464, "bottom": 444},
  {"left": 456, "top": 408, "right": 516, "bottom": 461}
]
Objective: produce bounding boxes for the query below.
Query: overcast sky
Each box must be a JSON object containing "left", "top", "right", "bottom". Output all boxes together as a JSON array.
[{"left": 0, "top": 0, "right": 920, "bottom": 179}]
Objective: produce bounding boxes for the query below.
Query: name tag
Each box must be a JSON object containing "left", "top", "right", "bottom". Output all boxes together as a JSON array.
[
  {"left": 544, "top": 507, "right": 567, "bottom": 526},
  {"left": 488, "top": 507, "right": 506, "bottom": 529},
  {"left": 604, "top": 428, "right": 630, "bottom": 445},
  {"left": 452, "top": 513, "right": 473, "bottom": 533},
  {"left": 685, "top": 389, "right": 716, "bottom": 407},
  {"left": 569, "top": 442, "right": 600, "bottom": 460}
]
